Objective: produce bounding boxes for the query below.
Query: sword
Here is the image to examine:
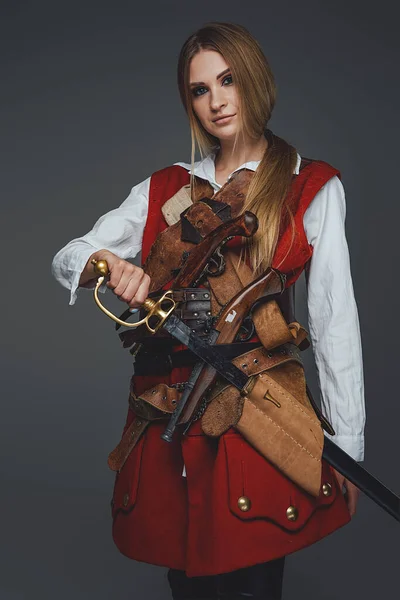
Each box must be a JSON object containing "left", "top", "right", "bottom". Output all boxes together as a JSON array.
[{"left": 91, "top": 259, "right": 400, "bottom": 523}]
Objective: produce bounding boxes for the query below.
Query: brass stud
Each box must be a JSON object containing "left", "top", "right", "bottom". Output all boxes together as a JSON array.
[
  {"left": 237, "top": 496, "right": 252, "bottom": 512},
  {"left": 286, "top": 505, "right": 298, "bottom": 521},
  {"left": 322, "top": 483, "right": 332, "bottom": 497},
  {"left": 123, "top": 493, "right": 129, "bottom": 507}
]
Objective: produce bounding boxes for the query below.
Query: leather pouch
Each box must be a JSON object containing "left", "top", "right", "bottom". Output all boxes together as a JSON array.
[{"left": 201, "top": 346, "right": 324, "bottom": 497}]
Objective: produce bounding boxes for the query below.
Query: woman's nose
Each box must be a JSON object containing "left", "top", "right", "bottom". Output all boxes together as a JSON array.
[{"left": 209, "top": 89, "right": 227, "bottom": 111}]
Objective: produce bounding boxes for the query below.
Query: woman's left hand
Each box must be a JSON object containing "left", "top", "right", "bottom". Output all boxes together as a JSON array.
[{"left": 333, "top": 469, "right": 360, "bottom": 517}]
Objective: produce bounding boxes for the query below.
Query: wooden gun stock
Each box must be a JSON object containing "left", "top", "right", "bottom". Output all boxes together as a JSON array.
[{"left": 178, "top": 267, "right": 285, "bottom": 426}]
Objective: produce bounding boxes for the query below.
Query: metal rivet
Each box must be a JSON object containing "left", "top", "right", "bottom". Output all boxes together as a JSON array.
[
  {"left": 123, "top": 493, "right": 129, "bottom": 507},
  {"left": 253, "top": 358, "right": 259, "bottom": 364},
  {"left": 241, "top": 364, "right": 248, "bottom": 369},
  {"left": 267, "top": 353, "right": 273, "bottom": 358},
  {"left": 238, "top": 496, "right": 251, "bottom": 512},
  {"left": 322, "top": 483, "right": 332, "bottom": 497},
  {"left": 190, "top": 293, "right": 196, "bottom": 299},
  {"left": 286, "top": 506, "right": 299, "bottom": 521},
  {"left": 162, "top": 395, "right": 167, "bottom": 401},
  {"left": 135, "top": 420, "right": 142, "bottom": 427},
  {"left": 192, "top": 329, "right": 196, "bottom": 333},
  {"left": 172, "top": 399, "right": 177, "bottom": 405},
  {"left": 152, "top": 389, "right": 156, "bottom": 394},
  {"left": 203, "top": 293, "right": 210, "bottom": 299},
  {"left": 193, "top": 312, "right": 199, "bottom": 317},
  {"left": 206, "top": 311, "right": 212, "bottom": 316}
]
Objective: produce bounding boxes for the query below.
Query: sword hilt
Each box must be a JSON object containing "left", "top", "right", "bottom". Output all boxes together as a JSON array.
[{"left": 91, "top": 259, "right": 176, "bottom": 333}]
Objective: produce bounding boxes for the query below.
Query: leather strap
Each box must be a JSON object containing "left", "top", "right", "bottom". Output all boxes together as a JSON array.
[
  {"left": 133, "top": 342, "right": 263, "bottom": 375},
  {"left": 108, "top": 417, "right": 150, "bottom": 472}
]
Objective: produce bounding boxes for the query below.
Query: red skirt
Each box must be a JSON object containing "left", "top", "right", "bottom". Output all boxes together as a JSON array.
[{"left": 111, "top": 371, "right": 350, "bottom": 577}]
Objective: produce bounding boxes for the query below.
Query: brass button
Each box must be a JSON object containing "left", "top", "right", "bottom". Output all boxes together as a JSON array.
[
  {"left": 322, "top": 482, "right": 332, "bottom": 497},
  {"left": 123, "top": 493, "right": 129, "bottom": 507},
  {"left": 286, "top": 505, "right": 298, "bottom": 521},
  {"left": 238, "top": 496, "right": 251, "bottom": 512}
]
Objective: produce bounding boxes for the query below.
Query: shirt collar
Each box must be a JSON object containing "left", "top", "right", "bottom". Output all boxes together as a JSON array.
[{"left": 174, "top": 152, "right": 301, "bottom": 192}]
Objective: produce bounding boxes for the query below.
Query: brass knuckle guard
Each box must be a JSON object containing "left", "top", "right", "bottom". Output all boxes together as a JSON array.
[{"left": 92, "top": 259, "right": 176, "bottom": 333}]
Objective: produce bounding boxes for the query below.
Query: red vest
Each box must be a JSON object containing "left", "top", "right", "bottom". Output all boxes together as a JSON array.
[{"left": 111, "top": 163, "right": 351, "bottom": 576}]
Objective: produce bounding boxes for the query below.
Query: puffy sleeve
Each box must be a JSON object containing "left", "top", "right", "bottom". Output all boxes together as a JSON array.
[
  {"left": 51, "top": 177, "right": 151, "bottom": 305},
  {"left": 303, "top": 175, "right": 366, "bottom": 461}
]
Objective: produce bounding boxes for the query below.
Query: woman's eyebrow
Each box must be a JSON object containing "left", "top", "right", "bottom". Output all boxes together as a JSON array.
[{"left": 190, "top": 68, "right": 231, "bottom": 87}]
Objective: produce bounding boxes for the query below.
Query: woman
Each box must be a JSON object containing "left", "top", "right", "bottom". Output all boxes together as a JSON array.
[{"left": 52, "top": 22, "right": 365, "bottom": 600}]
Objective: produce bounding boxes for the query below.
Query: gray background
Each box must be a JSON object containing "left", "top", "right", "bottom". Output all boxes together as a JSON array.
[{"left": 1, "top": 0, "right": 399, "bottom": 598}]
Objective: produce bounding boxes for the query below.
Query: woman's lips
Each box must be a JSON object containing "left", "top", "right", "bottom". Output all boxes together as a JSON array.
[{"left": 212, "top": 114, "right": 236, "bottom": 125}]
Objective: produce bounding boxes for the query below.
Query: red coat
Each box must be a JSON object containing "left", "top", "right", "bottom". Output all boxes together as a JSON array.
[{"left": 111, "top": 163, "right": 351, "bottom": 576}]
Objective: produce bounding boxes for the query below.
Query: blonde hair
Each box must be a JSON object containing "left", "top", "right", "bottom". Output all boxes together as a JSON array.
[{"left": 177, "top": 22, "right": 298, "bottom": 273}]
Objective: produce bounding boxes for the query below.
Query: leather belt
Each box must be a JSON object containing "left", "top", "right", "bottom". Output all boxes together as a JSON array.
[{"left": 132, "top": 341, "right": 301, "bottom": 376}]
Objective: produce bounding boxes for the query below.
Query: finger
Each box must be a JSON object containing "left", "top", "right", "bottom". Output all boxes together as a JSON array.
[
  {"left": 130, "top": 274, "right": 151, "bottom": 306},
  {"left": 333, "top": 469, "right": 345, "bottom": 492},
  {"left": 117, "top": 273, "right": 144, "bottom": 304},
  {"left": 345, "top": 481, "right": 360, "bottom": 517},
  {"left": 113, "top": 267, "right": 142, "bottom": 298},
  {"left": 106, "top": 261, "right": 124, "bottom": 290},
  {"left": 347, "top": 488, "right": 360, "bottom": 517}
]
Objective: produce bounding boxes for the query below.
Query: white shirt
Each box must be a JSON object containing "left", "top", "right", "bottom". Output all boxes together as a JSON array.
[{"left": 51, "top": 153, "right": 366, "bottom": 461}]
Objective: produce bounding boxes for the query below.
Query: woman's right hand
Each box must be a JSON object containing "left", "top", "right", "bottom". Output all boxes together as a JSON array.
[{"left": 83, "top": 249, "right": 151, "bottom": 309}]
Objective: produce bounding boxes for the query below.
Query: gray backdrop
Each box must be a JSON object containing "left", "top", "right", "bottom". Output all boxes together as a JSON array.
[{"left": 1, "top": 0, "right": 399, "bottom": 598}]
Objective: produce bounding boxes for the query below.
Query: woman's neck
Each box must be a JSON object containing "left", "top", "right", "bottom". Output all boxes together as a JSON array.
[{"left": 214, "top": 134, "right": 268, "bottom": 175}]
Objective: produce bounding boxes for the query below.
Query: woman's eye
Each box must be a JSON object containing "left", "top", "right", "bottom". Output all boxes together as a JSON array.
[
  {"left": 222, "top": 74, "right": 233, "bottom": 86},
  {"left": 192, "top": 86, "right": 208, "bottom": 97}
]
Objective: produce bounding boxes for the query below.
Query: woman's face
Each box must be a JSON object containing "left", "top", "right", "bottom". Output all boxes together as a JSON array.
[{"left": 189, "top": 49, "right": 240, "bottom": 142}]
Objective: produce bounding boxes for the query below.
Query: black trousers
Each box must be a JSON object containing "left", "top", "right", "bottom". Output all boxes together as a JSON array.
[{"left": 167, "top": 558, "right": 285, "bottom": 600}]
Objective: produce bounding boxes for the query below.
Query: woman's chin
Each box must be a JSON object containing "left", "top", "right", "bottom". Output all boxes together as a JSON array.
[{"left": 209, "top": 126, "right": 239, "bottom": 143}]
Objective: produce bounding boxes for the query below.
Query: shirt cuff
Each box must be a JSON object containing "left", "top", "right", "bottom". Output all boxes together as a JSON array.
[
  {"left": 324, "top": 432, "right": 364, "bottom": 462},
  {"left": 67, "top": 247, "right": 100, "bottom": 305}
]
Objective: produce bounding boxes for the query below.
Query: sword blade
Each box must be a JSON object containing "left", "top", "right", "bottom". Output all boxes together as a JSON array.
[
  {"left": 163, "top": 314, "right": 400, "bottom": 522},
  {"left": 323, "top": 438, "right": 399, "bottom": 521}
]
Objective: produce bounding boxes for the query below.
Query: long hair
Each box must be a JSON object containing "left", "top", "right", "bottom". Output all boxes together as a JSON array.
[{"left": 177, "top": 22, "right": 298, "bottom": 273}]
